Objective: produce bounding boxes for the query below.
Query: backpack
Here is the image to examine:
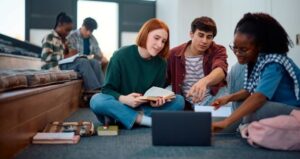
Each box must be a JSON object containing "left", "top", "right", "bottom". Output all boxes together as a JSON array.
[{"left": 240, "top": 110, "right": 300, "bottom": 150}]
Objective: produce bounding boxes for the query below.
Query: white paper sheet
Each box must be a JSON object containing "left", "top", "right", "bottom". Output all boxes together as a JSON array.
[
  {"left": 194, "top": 105, "right": 232, "bottom": 117},
  {"left": 33, "top": 132, "right": 75, "bottom": 140}
]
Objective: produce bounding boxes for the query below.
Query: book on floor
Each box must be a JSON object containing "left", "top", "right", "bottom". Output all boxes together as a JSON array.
[
  {"left": 97, "top": 125, "right": 119, "bottom": 136},
  {"left": 138, "top": 86, "right": 176, "bottom": 101},
  {"left": 32, "top": 132, "right": 80, "bottom": 144}
]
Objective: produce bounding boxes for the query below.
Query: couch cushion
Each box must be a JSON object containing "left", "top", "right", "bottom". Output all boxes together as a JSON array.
[
  {"left": 25, "top": 70, "right": 53, "bottom": 87},
  {"left": 0, "top": 70, "right": 28, "bottom": 92},
  {"left": 0, "top": 69, "right": 79, "bottom": 92}
]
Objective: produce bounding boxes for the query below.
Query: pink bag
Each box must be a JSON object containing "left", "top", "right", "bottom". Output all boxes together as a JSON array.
[{"left": 241, "top": 110, "right": 300, "bottom": 150}]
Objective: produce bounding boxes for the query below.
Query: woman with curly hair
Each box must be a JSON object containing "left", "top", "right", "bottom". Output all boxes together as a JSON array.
[{"left": 212, "top": 13, "right": 300, "bottom": 132}]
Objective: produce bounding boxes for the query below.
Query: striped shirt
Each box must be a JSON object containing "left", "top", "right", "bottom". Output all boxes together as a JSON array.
[
  {"left": 41, "top": 30, "right": 64, "bottom": 70},
  {"left": 182, "top": 55, "right": 210, "bottom": 104}
]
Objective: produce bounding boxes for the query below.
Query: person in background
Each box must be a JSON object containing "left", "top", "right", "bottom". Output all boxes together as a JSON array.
[
  {"left": 167, "top": 17, "right": 228, "bottom": 110},
  {"left": 212, "top": 12, "right": 300, "bottom": 132},
  {"left": 90, "top": 18, "right": 185, "bottom": 129},
  {"left": 67, "top": 17, "right": 108, "bottom": 75},
  {"left": 41, "top": 12, "right": 103, "bottom": 92}
]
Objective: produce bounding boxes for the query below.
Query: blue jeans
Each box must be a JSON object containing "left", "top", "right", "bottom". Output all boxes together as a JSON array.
[
  {"left": 60, "top": 58, "right": 104, "bottom": 90},
  {"left": 228, "top": 63, "right": 298, "bottom": 123},
  {"left": 190, "top": 86, "right": 228, "bottom": 107},
  {"left": 90, "top": 93, "right": 185, "bottom": 129}
]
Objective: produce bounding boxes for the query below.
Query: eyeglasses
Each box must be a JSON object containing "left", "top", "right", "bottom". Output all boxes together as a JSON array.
[{"left": 229, "top": 43, "right": 249, "bottom": 55}]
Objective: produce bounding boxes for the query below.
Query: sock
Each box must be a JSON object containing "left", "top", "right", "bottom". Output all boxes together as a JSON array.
[{"left": 140, "top": 115, "right": 152, "bottom": 127}]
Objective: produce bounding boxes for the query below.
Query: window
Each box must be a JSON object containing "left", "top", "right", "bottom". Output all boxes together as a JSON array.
[
  {"left": 77, "top": 0, "right": 119, "bottom": 59},
  {"left": 0, "top": 0, "right": 25, "bottom": 40}
]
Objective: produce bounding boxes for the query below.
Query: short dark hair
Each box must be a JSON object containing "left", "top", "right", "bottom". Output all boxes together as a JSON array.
[
  {"left": 234, "top": 12, "right": 293, "bottom": 54},
  {"left": 83, "top": 17, "right": 98, "bottom": 31},
  {"left": 191, "top": 17, "right": 217, "bottom": 37}
]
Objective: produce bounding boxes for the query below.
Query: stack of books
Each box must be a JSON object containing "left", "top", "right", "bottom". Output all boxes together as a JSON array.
[{"left": 32, "top": 132, "right": 80, "bottom": 144}]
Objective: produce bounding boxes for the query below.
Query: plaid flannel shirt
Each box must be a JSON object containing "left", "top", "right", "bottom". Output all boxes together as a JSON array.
[{"left": 41, "top": 30, "right": 64, "bottom": 69}]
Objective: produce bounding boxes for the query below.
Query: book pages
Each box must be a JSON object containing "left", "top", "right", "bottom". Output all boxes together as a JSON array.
[{"left": 144, "top": 86, "right": 174, "bottom": 97}]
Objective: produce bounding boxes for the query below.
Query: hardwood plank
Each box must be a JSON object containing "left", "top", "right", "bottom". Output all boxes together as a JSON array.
[
  {"left": 0, "top": 80, "right": 82, "bottom": 158},
  {"left": 0, "top": 100, "right": 78, "bottom": 159},
  {"left": 0, "top": 80, "right": 82, "bottom": 132}
]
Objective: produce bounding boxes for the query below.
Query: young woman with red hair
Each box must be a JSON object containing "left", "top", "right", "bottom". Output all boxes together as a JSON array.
[{"left": 90, "top": 18, "right": 184, "bottom": 129}]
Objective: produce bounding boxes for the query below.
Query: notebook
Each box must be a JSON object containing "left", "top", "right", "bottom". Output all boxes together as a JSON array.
[
  {"left": 194, "top": 105, "right": 232, "bottom": 118},
  {"left": 32, "top": 132, "right": 80, "bottom": 144},
  {"left": 152, "top": 111, "right": 211, "bottom": 146}
]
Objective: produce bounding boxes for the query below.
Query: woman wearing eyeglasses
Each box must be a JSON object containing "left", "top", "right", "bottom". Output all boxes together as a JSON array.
[{"left": 211, "top": 13, "right": 300, "bottom": 132}]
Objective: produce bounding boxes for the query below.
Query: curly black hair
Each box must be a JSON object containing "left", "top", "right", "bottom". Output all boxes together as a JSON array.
[
  {"left": 54, "top": 12, "right": 72, "bottom": 29},
  {"left": 234, "top": 12, "right": 293, "bottom": 54}
]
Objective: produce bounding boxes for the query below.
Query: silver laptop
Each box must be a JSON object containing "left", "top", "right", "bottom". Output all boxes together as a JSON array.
[{"left": 152, "top": 111, "right": 211, "bottom": 146}]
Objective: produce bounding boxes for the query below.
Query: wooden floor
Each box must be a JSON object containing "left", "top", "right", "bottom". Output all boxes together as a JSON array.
[{"left": 0, "top": 80, "right": 82, "bottom": 159}]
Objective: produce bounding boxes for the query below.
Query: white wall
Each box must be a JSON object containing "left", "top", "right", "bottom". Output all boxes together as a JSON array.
[
  {"left": 77, "top": 1, "right": 119, "bottom": 60},
  {"left": 157, "top": 0, "right": 300, "bottom": 68},
  {"left": 157, "top": 0, "right": 212, "bottom": 47},
  {"left": 156, "top": 0, "right": 179, "bottom": 47},
  {"left": 272, "top": 0, "right": 300, "bottom": 66},
  {"left": 0, "top": 0, "right": 25, "bottom": 40}
]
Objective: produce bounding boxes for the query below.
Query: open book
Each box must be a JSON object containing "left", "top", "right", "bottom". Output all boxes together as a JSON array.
[
  {"left": 58, "top": 54, "right": 87, "bottom": 65},
  {"left": 139, "top": 86, "right": 176, "bottom": 101}
]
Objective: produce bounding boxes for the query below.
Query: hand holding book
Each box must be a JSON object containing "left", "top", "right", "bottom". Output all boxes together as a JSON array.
[
  {"left": 119, "top": 93, "right": 148, "bottom": 108},
  {"left": 149, "top": 97, "right": 167, "bottom": 107}
]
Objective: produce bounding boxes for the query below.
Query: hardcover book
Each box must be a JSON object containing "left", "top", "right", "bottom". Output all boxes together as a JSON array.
[{"left": 97, "top": 125, "right": 119, "bottom": 136}]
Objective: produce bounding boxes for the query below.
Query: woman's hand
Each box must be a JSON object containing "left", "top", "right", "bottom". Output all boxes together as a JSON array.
[
  {"left": 211, "top": 95, "right": 231, "bottom": 110},
  {"left": 119, "top": 93, "right": 147, "bottom": 108},
  {"left": 150, "top": 97, "right": 166, "bottom": 107},
  {"left": 212, "top": 119, "right": 230, "bottom": 133}
]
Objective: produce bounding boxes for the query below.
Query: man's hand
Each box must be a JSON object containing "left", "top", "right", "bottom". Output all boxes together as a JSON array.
[
  {"left": 187, "top": 79, "right": 208, "bottom": 103},
  {"left": 87, "top": 54, "right": 94, "bottom": 60},
  {"left": 119, "top": 93, "right": 147, "bottom": 108}
]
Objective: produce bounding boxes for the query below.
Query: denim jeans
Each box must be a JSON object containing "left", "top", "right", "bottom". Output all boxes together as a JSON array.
[
  {"left": 59, "top": 58, "right": 104, "bottom": 90},
  {"left": 190, "top": 86, "right": 229, "bottom": 108},
  {"left": 228, "top": 63, "right": 299, "bottom": 124},
  {"left": 90, "top": 93, "right": 185, "bottom": 129}
]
